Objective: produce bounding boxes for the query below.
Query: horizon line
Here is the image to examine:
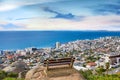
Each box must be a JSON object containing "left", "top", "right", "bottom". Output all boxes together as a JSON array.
[{"left": 0, "top": 30, "right": 120, "bottom": 32}]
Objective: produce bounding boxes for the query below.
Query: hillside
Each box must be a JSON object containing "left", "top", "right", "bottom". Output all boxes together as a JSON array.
[{"left": 25, "top": 65, "right": 83, "bottom": 80}]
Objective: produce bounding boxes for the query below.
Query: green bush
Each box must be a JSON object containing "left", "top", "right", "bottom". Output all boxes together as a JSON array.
[
  {"left": 79, "top": 70, "right": 120, "bottom": 80},
  {"left": 3, "top": 77, "right": 24, "bottom": 80},
  {"left": 0, "top": 70, "right": 24, "bottom": 80},
  {"left": 79, "top": 70, "right": 92, "bottom": 80},
  {"left": 0, "top": 70, "right": 7, "bottom": 79},
  {"left": 7, "top": 72, "right": 18, "bottom": 78},
  {"left": 3, "top": 77, "right": 16, "bottom": 80}
]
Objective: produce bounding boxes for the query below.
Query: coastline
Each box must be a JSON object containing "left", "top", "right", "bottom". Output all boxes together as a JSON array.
[
  {"left": 0, "top": 31, "right": 120, "bottom": 50},
  {"left": 0, "top": 36, "right": 120, "bottom": 51}
]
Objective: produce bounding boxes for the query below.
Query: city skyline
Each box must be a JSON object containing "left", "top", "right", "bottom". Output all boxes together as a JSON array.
[{"left": 0, "top": 0, "right": 120, "bottom": 31}]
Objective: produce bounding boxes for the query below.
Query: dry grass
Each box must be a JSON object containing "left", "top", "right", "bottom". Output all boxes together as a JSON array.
[{"left": 46, "top": 66, "right": 78, "bottom": 78}]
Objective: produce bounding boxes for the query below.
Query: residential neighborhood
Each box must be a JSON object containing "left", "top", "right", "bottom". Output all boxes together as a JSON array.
[{"left": 0, "top": 37, "right": 120, "bottom": 75}]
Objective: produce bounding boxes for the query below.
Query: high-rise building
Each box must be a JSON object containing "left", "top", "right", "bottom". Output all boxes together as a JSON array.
[
  {"left": 56, "top": 42, "right": 60, "bottom": 49},
  {"left": 0, "top": 50, "right": 3, "bottom": 55}
]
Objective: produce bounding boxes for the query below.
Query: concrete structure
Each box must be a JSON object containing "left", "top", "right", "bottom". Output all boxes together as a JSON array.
[
  {"left": 56, "top": 42, "right": 61, "bottom": 49},
  {"left": 109, "top": 55, "right": 120, "bottom": 67}
]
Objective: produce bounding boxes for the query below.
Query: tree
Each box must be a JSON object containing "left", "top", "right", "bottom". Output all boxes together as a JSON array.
[
  {"left": 0, "top": 70, "right": 7, "bottom": 79},
  {"left": 59, "top": 53, "right": 63, "bottom": 58},
  {"left": 105, "top": 62, "right": 110, "bottom": 75},
  {"left": 96, "top": 66, "right": 106, "bottom": 75},
  {"left": 7, "top": 72, "right": 18, "bottom": 78}
]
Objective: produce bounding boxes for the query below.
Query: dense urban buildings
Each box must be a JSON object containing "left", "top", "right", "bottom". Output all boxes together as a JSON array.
[{"left": 0, "top": 36, "right": 120, "bottom": 78}]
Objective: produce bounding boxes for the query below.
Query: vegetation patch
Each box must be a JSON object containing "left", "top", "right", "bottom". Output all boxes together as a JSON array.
[
  {"left": 79, "top": 70, "right": 120, "bottom": 80},
  {"left": 0, "top": 70, "right": 24, "bottom": 80}
]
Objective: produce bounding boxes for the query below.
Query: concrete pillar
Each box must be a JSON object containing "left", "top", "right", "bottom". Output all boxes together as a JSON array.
[{"left": 117, "top": 58, "right": 120, "bottom": 65}]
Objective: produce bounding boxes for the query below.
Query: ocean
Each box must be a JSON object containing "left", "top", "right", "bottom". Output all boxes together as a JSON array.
[{"left": 0, "top": 31, "right": 120, "bottom": 50}]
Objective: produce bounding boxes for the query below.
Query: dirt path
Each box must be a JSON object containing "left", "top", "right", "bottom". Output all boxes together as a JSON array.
[{"left": 47, "top": 66, "right": 84, "bottom": 80}]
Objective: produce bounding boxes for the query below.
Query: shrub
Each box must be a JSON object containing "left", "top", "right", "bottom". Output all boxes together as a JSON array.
[
  {"left": 3, "top": 77, "right": 24, "bottom": 80},
  {"left": 7, "top": 72, "right": 18, "bottom": 78},
  {"left": 79, "top": 70, "right": 120, "bottom": 80},
  {"left": 0, "top": 70, "right": 20, "bottom": 80},
  {"left": 0, "top": 70, "right": 7, "bottom": 79},
  {"left": 3, "top": 77, "right": 16, "bottom": 80}
]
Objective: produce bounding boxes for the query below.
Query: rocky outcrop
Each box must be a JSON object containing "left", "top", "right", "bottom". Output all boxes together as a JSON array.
[
  {"left": 25, "top": 66, "right": 47, "bottom": 80},
  {"left": 3, "top": 61, "right": 29, "bottom": 73},
  {"left": 25, "top": 66, "right": 82, "bottom": 80}
]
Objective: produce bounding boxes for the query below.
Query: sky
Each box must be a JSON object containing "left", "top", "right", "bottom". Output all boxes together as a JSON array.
[{"left": 0, "top": 0, "right": 120, "bottom": 31}]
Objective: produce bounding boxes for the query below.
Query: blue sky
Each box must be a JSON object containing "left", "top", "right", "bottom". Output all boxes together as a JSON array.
[{"left": 0, "top": 0, "right": 120, "bottom": 31}]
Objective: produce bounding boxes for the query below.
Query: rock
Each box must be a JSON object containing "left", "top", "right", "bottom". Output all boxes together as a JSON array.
[
  {"left": 3, "top": 61, "right": 29, "bottom": 73},
  {"left": 18, "top": 72, "right": 22, "bottom": 79},
  {"left": 3, "top": 66, "right": 16, "bottom": 72},
  {"left": 25, "top": 66, "right": 47, "bottom": 80},
  {"left": 25, "top": 66, "right": 83, "bottom": 80}
]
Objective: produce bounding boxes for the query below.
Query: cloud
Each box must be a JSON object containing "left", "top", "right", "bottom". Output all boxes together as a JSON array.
[
  {"left": 55, "top": 13, "right": 75, "bottom": 19},
  {"left": 15, "top": 17, "right": 34, "bottom": 20},
  {"left": 44, "top": 7, "right": 59, "bottom": 14},
  {"left": 0, "top": 20, "right": 8, "bottom": 24},
  {"left": 111, "top": 25, "right": 120, "bottom": 28},
  {"left": 43, "top": 7, "right": 75, "bottom": 19},
  {"left": 93, "top": 3, "right": 120, "bottom": 15},
  {"left": 109, "top": 20, "right": 120, "bottom": 23},
  {"left": 106, "top": 25, "right": 120, "bottom": 31},
  {"left": 8, "top": 15, "right": 120, "bottom": 31},
  {"left": 0, "top": 23, "right": 24, "bottom": 30},
  {"left": 0, "top": 0, "right": 67, "bottom": 11},
  {"left": 0, "top": 4, "right": 19, "bottom": 11}
]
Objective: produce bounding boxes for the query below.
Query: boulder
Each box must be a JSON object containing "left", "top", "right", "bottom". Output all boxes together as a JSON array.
[{"left": 25, "top": 66, "right": 47, "bottom": 80}]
